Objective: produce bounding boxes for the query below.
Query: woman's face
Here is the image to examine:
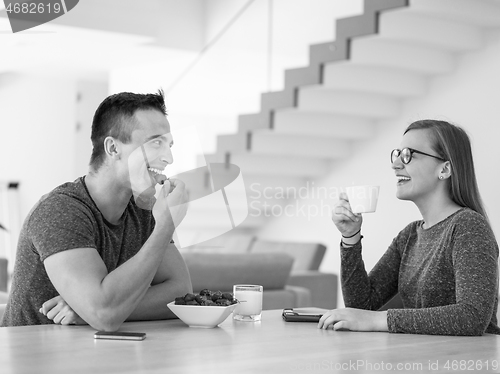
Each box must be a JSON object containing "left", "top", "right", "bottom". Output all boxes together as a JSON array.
[{"left": 392, "top": 129, "right": 445, "bottom": 204}]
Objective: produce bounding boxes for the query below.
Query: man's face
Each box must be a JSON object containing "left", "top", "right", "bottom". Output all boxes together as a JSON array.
[{"left": 125, "top": 109, "right": 173, "bottom": 209}]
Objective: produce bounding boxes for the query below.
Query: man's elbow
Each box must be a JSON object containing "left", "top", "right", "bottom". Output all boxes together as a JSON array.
[
  {"left": 83, "top": 302, "right": 127, "bottom": 332},
  {"left": 87, "top": 311, "right": 125, "bottom": 332}
]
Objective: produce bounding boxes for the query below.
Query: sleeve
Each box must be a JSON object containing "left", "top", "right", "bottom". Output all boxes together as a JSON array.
[
  {"left": 387, "top": 213, "right": 499, "bottom": 336},
  {"left": 28, "top": 194, "right": 98, "bottom": 262},
  {"left": 340, "top": 228, "right": 407, "bottom": 311}
]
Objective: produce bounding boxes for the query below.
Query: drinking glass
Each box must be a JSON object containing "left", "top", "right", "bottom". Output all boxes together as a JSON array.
[{"left": 233, "top": 284, "right": 263, "bottom": 322}]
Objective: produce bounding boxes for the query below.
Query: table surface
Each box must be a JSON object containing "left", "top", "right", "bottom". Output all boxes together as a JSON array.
[{"left": 1, "top": 309, "right": 499, "bottom": 374}]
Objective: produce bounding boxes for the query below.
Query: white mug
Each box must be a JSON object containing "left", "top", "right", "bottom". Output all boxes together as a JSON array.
[{"left": 345, "top": 185, "right": 380, "bottom": 214}]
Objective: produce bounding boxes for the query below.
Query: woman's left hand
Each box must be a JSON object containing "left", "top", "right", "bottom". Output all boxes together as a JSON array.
[{"left": 318, "top": 308, "right": 388, "bottom": 332}]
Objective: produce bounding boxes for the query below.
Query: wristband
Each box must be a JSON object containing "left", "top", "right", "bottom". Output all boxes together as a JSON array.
[
  {"left": 341, "top": 235, "right": 363, "bottom": 248},
  {"left": 342, "top": 229, "right": 361, "bottom": 239}
]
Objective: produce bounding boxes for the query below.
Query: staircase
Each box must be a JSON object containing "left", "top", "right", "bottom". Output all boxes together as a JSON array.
[{"left": 181, "top": 0, "right": 500, "bottom": 244}]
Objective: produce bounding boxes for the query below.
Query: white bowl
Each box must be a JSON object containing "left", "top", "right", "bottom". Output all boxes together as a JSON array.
[{"left": 167, "top": 301, "right": 238, "bottom": 328}]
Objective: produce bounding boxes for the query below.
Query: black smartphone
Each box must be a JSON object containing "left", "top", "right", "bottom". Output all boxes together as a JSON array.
[
  {"left": 94, "top": 331, "right": 146, "bottom": 341},
  {"left": 282, "top": 308, "right": 323, "bottom": 323}
]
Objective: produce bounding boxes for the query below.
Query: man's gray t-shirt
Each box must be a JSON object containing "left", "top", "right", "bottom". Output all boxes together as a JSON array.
[{"left": 1, "top": 177, "right": 155, "bottom": 326}]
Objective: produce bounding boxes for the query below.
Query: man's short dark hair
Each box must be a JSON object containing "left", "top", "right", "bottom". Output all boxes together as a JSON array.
[{"left": 89, "top": 90, "right": 167, "bottom": 171}]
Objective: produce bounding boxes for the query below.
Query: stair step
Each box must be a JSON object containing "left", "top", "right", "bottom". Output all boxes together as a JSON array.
[
  {"left": 297, "top": 87, "right": 400, "bottom": 118},
  {"left": 284, "top": 65, "right": 322, "bottom": 90},
  {"left": 170, "top": 163, "right": 241, "bottom": 199},
  {"left": 251, "top": 131, "right": 351, "bottom": 159},
  {"left": 180, "top": 167, "right": 306, "bottom": 201},
  {"left": 261, "top": 89, "right": 296, "bottom": 112},
  {"left": 203, "top": 152, "right": 331, "bottom": 179},
  {"left": 322, "top": 62, "right": 426, "bottom": 97},
  {"left": 309, "top": 40, "right": 349, "bottom": 67},
  {"left": 273, "top": 110, "right": 376, "bottom": 139},
  {"left": 178, "top": 187, "right": 298, "bottom": 224},
  {"left": 217, "top": 133, "right": 248, "bottom": 154},
  {"left": 238, "top": 112, "right": 272, "bottom": 133},
  {"left": 350, "top": 37, "right": 455, "bottom": 75},
  {"left": 409, "top": 0, "right": 500, "bottom": 27},
  {"left": 378, "top": 9, "right": 483, "bottom": 51},
  {"left": 242, "top": 174, "right": 307, "bottom": 195},
  {"left": 177, "top": 210, "right": 267, "bottom": 231},
  {"left": 227, "top": 153, "right": 333, "bottom": 178},
  {"left": 185, "top": 194, "right": 287, "bottom": 216},
  {"left": 175, "top": 228, "right": 254, "bottom": 250},
  {"left": 335, "top": 13, "right": 377, "bottom": 40}
]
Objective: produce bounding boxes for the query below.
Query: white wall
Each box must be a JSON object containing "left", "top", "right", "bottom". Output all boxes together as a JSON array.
[
  {"left": 257, "top": 30, "right": 500, "bottom": 306},
  {"left": 0, "top": 72, "right": 78, "bottom": 218},
  {"left": 0, "top": 72, "right": 79, "bottom": 269},
  {"left": 75, "top": 81, "right": 109, "bottom": 176}
]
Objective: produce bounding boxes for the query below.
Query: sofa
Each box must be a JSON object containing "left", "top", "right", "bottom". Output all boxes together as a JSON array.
[
  {"left": 180, "top": 232, "right": 338, "bottom": 310},
  {"left": 182, "top": 252, "right": 312, "bottom": 310}
]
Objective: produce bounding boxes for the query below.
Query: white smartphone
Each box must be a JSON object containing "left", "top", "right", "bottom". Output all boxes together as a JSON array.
[{"left": 94, "top": 331, "right": 146, "bottom": 341}]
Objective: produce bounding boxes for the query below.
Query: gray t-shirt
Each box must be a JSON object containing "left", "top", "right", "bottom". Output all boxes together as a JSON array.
[
  {"left": 1, "top": 177, "right": 155, "bottom": 327},
  {"left": 341, "top": 208, "right": 500, "bottom": 335}
]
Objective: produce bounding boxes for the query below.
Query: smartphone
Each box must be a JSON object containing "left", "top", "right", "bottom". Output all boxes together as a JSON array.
[
  {"left": 282, "top": 308, "right": 323, "bottom": 322},
  {"left": 94, "top": 331, "right": 146, "bottom": 341}
]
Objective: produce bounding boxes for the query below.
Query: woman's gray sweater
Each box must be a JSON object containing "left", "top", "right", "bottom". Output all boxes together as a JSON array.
[{"left": 341, "top": 208, "right": 500, "bottom": 335}]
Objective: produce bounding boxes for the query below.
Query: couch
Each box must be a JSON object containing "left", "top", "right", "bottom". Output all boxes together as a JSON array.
[
  {"left": 250, "top": 239, "right": 337, "bottom": 309},
  {"left": 182, "top": 252, "right": 312, "bottom": 310},
  {"left": 180, "top": 232, "right": 338, "bottom": 310}
]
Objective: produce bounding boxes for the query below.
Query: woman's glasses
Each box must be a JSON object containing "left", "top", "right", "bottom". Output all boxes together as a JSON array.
[{"left": 391, "top": 148, "right": 446, "bottom": 164}]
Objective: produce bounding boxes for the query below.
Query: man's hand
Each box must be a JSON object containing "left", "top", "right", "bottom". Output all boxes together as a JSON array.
[
  {"left": 318, "top": 308, "right": 388, "bottom": 332},
  {"left": 39, "top": 295, "right": 87, "bottom": 325},
  {"left": 153, "top": 178, "right": 188, "bottom": 229}
]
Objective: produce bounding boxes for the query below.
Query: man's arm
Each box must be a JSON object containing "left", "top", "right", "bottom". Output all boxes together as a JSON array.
[
  {"left": 42, "top": 241, "right": 193, "bottom": 325},
  {"left": 43, "top": 227, "right": 171, "bottom": 331},
  {"left": 126, "top": 241, "right": 192, "bottom": 321}
]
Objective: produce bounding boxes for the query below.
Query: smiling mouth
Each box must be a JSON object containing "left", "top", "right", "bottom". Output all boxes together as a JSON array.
[
  {"left": 148, "top": 167, "right": 168, "bottom": 185},
  {"left": 397, "top": 176, "right": 411, "bottom": 184}
]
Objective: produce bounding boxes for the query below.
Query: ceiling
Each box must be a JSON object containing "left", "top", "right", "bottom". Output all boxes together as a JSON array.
[{"left": 0, "top": 0, "right": 206, "bottom": 79}]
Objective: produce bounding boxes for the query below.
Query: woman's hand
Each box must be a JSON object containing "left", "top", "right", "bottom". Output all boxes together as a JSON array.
[
  {"left": 39, "top": 295, "right": 87, "bottom": 325},
  {"left": 332, "top": 192, "right": 363, "bottom": 238},
  {"left": 318, "top": 308, "right": 388, "bottom": 332}
]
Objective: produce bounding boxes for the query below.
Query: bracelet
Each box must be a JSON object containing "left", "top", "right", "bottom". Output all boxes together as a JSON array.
[
  {"left": 341, "top": 240, "right": 355, "bottom": 248},
  {"left": 341, "top": 235, "right": 364, "bottom": 248},
  {"left": 342, "top": 229, "right": 361, "bottom": 239}
]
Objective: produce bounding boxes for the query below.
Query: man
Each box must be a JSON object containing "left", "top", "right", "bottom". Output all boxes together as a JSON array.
[{"left": 1, "top": 91, "right": 192, "bottom": 330}]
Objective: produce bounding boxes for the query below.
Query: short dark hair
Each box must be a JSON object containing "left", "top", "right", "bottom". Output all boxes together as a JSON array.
[
  {"left": 89, "top": 90, "right": 167, "bottom": 171},
  {"left": 404, "top": 119, "right": 488, "bottom": 221}
]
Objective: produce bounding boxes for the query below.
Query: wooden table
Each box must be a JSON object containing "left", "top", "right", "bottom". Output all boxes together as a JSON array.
[{"left": 1, "top": 310, "right": 499, "bottom": 373}]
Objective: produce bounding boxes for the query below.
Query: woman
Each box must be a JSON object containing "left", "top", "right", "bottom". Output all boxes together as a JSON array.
[{"left": 320, "top": 120, "right": 500, "bottom": 335}]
